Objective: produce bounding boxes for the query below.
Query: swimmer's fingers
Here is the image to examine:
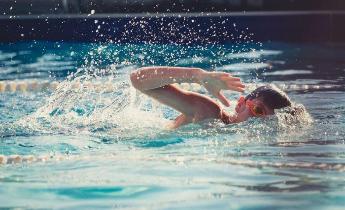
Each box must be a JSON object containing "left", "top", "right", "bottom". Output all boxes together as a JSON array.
[
  {"left": 224, "top": 80, "right": 245, "bottom": 92},
  {"left": 220, "top": 74, "right": 241, "bottom": 81},
  {"left": 225, "top": 80, "right": 245, "bottom": 87},
  {"left": 226, "top": 85, "right": 245, "bottom": 93},
  {"left": 210, "top": 72, "right": 229, "bottom": 77},
  {"left": 203, "top": 72, "right": 244, "bottom": 99},
  {"left": 210, "top": 72, "right": 240, "bottom": 81},
  {"left": 220, "top": 75, "right": 244, "bottom": 86}
]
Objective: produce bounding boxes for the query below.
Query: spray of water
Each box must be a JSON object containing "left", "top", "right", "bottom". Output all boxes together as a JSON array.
[{"left": 15, "top": 64, "right": 174, "bottom": 141}]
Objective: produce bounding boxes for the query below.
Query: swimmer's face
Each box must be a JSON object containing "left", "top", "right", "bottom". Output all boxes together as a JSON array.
[{"left": 234, "top": 96, "right": 274, "bottom": 123}]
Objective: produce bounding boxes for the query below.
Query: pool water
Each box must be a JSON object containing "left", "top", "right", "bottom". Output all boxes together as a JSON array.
[{"left": 0, "top": 41, "right": 345, "bottom": 209}]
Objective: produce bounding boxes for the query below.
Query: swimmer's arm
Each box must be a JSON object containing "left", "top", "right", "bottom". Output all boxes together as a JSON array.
[
  {"left": 130, "top": 66, "right": 203, "bottom": 90},
  {"left": 130, "top": 66, "right": 245, "bottom": 106},
  {"left": 137, "top": 84, "right": 209, "bottom": 117}
]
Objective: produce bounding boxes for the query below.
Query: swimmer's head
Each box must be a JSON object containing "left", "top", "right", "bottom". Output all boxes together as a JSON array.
[{"left": 234, "top": 85, "right": 292, "bottom": 122}]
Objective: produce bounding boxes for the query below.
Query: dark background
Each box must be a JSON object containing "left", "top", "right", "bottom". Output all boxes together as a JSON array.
[
  {"left": 1, "top": 1, "right": 345, "bottom": 43},
  {"left": 1, "top": 0, "right": 345, "bottom": 15}
]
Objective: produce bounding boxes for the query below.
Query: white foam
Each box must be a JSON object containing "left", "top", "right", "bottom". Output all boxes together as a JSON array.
[
  {"left": 0, "top": 52, "right": 16, "bottom": 61},
  {"left": 225, "top": 50, "right": 282, "bottom": 59},
  {"left": 17, "top": 66, "right": 170, "bottom": 140},
  {"left": 263, "top": 69, "right": 313, "bottom": 76},
  {"left": 176, "top": 56, "right": 209, "bottom": 65},
  {"left": 215, "top": 62, "right": 270, "bottom": 71}
]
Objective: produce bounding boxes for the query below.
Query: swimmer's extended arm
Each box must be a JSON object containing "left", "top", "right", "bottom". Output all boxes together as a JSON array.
[
  {"left": 130, "top": 66, "right": 244, "bottom": 106},
  {"left": 130, "top": 66, "right": 244, "bottom": 125}
]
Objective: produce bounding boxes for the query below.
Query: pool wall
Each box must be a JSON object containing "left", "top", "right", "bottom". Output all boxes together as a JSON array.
[{"left": 1, "top": 11, "right": 345, "bottom": 43}]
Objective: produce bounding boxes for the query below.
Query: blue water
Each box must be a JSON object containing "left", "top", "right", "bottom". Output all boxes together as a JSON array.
[{"left": 1, "top": 41, "right": 345, "bottom": 209}]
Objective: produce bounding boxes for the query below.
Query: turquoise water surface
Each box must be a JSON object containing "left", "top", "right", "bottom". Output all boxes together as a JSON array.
[{"left": 0, "top": 41, "right": 345, "bottom": 209}]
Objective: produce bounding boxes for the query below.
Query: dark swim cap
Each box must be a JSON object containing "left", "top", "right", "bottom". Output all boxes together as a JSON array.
[{"left": 245, "top": 85, "right": 292, "bottom": 110}]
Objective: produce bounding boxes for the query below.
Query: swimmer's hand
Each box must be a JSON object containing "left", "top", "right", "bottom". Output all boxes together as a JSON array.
[{"left": 199, "top": 71, "right": 245, "bottom": 107}]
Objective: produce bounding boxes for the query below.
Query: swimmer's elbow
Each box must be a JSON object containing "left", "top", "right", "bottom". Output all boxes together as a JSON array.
[{"left": 130, "top": 70, "right": 142, "bottom": 90}]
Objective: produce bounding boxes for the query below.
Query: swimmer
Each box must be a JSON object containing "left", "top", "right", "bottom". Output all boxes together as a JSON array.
[{"left": 130, "top": 66, "right": 292, "bottom": 128}]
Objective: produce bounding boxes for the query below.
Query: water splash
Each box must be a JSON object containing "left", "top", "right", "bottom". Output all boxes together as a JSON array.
[{"left": 16, "top": 65, "right": 171, "bottom": 140}]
